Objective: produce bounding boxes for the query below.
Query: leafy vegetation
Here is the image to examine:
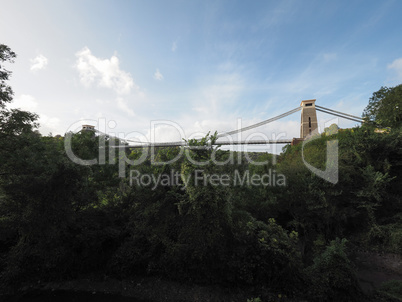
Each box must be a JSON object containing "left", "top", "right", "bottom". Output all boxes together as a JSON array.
[
  {"left": 0, "top": 44, "right": 16, "bottom": 107},
  {"left": 363, "top": 84, "right": 402, "bottom": 129},
  {"left": 379, "top": 280, "right": 402, "bottom": 300},
  {"left": 0, "top": 44, "right": 401, "bottom": 301}
]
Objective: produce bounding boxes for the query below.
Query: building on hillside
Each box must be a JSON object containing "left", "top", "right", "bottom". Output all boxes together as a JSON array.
[{"left": 82, "top": 125, "right": 95, "bottom": 131}]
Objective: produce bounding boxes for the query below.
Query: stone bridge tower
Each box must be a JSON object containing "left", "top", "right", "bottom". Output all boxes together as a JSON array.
[{"left": 300, "top": 99, "right": 318, "bottom": 138}]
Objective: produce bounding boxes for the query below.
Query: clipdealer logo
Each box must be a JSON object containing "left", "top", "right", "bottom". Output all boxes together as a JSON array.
[{"left": 63, "top": 117, "right": 339, "bottom": 187}]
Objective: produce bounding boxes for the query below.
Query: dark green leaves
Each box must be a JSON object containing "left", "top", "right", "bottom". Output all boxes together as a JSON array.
[
  {"left": 0, "top": 44, "right": 17, "bottom": 107},
  {"left": 363, "top": 84, "right": 402, "bottom": 129}
]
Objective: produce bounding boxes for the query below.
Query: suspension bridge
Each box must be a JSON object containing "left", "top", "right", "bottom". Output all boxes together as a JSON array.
[{"left": 81, "top": 99, "right": 364, "bottom": 148}]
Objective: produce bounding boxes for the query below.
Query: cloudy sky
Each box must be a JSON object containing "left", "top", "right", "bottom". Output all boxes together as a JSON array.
[{"left": 1, "top": 0, "right": 402, "bottom": 150}]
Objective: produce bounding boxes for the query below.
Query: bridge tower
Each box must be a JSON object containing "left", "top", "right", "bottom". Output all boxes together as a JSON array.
[{"left": 300, "top": 99, "right": 318, "bottom": 138}]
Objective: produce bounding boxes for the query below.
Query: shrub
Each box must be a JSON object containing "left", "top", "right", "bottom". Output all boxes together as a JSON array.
[
  {"left": 305, "top": 238, "right": 363, "bottom": 301},
  {"left": 378, "top": 280, "right": 402, "bottom": 300}
]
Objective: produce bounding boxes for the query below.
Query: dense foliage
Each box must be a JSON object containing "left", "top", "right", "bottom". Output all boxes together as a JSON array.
[
  {"left": 0, "top": 45, "right": 401, "bottom": 301},
  {"left": 0, "top": 44, "right": 16, "bottom": 107},
  {"left": 363, "top": 84, "right": 402, "bottom": 129}
]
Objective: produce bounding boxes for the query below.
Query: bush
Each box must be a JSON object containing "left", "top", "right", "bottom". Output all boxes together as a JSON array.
[
  {"left": 378, "top": 280, "right": 402, "bottom": 300},
  {"left": 226, "top": 217, "right": 303, "bottom": 293},
  {"left": 366, "top": 223, "right": 402, "bottom": 254},
  {"left": 305, "top": 238, "right": 363, "bottom": 301}
]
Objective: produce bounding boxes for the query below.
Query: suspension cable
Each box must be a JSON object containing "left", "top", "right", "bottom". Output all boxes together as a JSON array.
[
  {"left": 315, "top": 105, "right": 363, "bottom": 121},
  {"left": 217, "top": 106, "right": 301, "bottom": 138},
  {"left": 316, "top": 108, "right": 363, "bottom": 123},
  {"left": 85, "top": 104, "right": 362, "bottom": 147}
]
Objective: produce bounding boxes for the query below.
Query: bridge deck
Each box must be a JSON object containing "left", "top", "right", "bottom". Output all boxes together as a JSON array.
[{"left": 116, "top": 139, "right": 293, "bottom": 148}]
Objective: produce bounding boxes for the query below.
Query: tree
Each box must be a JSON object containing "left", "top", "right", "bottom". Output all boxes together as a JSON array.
[
  {"left": 0, "top": 44, "right": 17, "bottom": 107},
  {"left": 305, "top": 238, "right": 362, "bottom": 301},
  {"left": 363, "top": 84, "right": 402, "bottom": 129}
]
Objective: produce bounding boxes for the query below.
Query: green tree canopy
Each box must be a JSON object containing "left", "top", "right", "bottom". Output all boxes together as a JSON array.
[
  {"left": 363, "top": 84, "right": 402, "bottom": 129},
  {"left": 0, "top": 44, "right": 16, "bottom": 107}
]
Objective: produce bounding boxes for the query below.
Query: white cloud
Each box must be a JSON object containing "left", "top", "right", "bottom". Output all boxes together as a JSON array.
[
  {"left": 30, "top": 54, "right": 48, "bottom": 71},
  {"left": 147, "top": 124, "right": 183, "bottom": 143},
  {"left": 388, "top": 58, "right": 402, "bottom": 82},
  {"left": 40, "top": 114, "right": 61, "bottom": 132},
  {"left": 171, "top": 41, "right": 177, "bottom": 52},
  {"left": 116, "top": 97, "right": 135, "bottom": 116},
  {"left": 75, "top": 47, "right": 136, "bottom": 95},
  {"left": 12, "top": 94, "right": 38, "bottom": 111},
  {"left": 10, "top": 95, "right": 63, "bottom": 135},
  {"left": 153, "top": 69, "right": 164, "bottom": 81}
]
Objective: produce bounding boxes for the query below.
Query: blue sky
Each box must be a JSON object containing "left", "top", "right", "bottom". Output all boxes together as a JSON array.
[{"left": 1, "top": 0, "right": 402, "bottom": 150}]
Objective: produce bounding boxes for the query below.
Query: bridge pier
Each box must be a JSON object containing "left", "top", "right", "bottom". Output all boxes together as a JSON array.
[{"left": 291, "top": 138, "right": 304, "bottom": 146}]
